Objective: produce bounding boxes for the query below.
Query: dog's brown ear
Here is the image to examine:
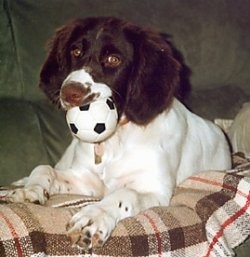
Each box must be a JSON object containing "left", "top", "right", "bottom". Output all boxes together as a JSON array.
[
  {"left": 39, "top": 20, "right": 82, "bottom": 103},
  {"left": 124, "top": 27, "right": 181, "bottom": 125}
]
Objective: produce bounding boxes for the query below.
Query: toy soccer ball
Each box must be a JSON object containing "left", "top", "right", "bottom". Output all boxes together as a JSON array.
[{"left": 66, "top": 97, "right": 118, "bottom": 143}]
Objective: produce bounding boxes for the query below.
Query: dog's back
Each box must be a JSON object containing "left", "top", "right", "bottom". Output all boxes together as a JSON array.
[{"left": 163, "top": 99, "right": 231, "bottom": 184}]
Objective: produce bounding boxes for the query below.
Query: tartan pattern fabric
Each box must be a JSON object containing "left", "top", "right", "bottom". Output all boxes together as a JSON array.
[{"left": 0, "top": 155, "right": 249, "bottom": 257}]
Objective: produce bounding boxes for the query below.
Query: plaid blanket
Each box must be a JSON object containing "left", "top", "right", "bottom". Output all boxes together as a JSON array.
[{"left": 0, "top": 154, "right": 249, "bottom": 257}]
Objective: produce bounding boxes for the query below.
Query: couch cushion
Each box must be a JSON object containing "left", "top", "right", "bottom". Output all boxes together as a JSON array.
[
  {"left": 228, "top": 102, "right": 250, "bottom": 157},
  {"left": 0, "top": 99, "right": 70, "bottom": 185},
  {"left": 0, "top": 99, "right": 48, "bottom": 184},
  {"left": 184, "top": 86, "right": 250, "bottom": 120},
  {"left": 0, "top": 155, "right": 249, "bottom": 256}
]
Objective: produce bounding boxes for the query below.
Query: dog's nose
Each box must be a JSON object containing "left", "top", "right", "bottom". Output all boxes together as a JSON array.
[{"left": 60, "top": 82, "right": 90, "bottom": 108}]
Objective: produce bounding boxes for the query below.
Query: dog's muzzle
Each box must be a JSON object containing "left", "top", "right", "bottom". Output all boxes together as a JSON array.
[{"left": 60, "top": 69, "right": 112, "bottom": 109}]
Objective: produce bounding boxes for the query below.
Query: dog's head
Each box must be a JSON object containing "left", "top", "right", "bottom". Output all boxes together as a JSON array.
[{"left": 40, "top": 17, "right": 181, "bottom": 125}]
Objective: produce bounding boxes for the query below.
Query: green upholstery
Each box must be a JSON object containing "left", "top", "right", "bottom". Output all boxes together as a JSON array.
[
  {"left": 0, "top": 99, "right": 70, "bottom": 184},
  {"left": 0, "top": 0, "right": 249, "bottom": 255}
]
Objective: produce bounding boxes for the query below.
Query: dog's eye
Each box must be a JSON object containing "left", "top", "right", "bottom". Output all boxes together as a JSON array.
[
  {"left": 104, "top": 55, "right": 121, "bottom": 68},
  {"left": 71, "top": 48, "right": 82, "bottom": 57}
]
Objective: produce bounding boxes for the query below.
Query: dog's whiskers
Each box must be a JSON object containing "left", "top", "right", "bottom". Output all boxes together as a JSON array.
[{"left": 111, "top": 88, "right": 123, "bottom": 102}]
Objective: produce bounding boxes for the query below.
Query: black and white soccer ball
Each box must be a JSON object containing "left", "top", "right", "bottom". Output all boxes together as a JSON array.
[{"left": 66, "top": 97, "right": 118, "bottom": 143}]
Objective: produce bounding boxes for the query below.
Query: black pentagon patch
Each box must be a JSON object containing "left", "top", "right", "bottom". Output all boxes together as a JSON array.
[
  {"left": 106, "top": 99, "right": 115, "bottom": 110},
  {"left": 69, "top": 123, "right": 78, "bottom": 134},
  {"left": 94, "top": 123, "right": 106, "bottom": 134},
  {"left": 79, "top": 104, "right": 90, "bottom": 111}
]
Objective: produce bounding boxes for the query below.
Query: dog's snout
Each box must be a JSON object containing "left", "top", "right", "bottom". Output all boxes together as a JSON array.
[
  {"left": 60, "top": 69, "right": 112, "bottom": 109},
  {"left": 60, "top": 82, "right": 90, "bottom": 108}
]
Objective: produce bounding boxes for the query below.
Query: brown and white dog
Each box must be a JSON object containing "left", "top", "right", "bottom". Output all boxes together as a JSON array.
[{"left": 6, "top": 17, "right": 231, "bottom": 250}]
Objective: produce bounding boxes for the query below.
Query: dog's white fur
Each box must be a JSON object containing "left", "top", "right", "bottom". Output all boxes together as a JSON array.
[{"left": 7, "top": 69, "right": 231, "bottom": 250}]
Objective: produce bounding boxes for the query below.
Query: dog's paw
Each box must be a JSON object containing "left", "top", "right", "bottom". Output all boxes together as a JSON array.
[
  {"left": 5, "top": 185, "right": 49, "bottom": 204},
  {"left": 66, "top": 204, "right": 116, "bottom": 250}
]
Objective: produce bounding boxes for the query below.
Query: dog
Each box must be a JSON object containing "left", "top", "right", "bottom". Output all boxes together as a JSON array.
[{"left": 6, "top": 17, "right": 231, "bottom": 250}]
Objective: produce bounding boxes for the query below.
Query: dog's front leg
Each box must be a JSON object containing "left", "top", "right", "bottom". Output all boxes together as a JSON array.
[
  {"left": 66, "top": 188, "right": 162, "bottom": 250},
  {"left": 6, "top": 165, "right": 104, "bottom": 204},
  {"left": 5, "top": 165, "right": 56, "bottom": 204}
]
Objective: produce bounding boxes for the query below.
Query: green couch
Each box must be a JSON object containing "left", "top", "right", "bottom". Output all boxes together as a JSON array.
[{"left": 0, "top": 0, "right": 250, "bottom": 256}]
